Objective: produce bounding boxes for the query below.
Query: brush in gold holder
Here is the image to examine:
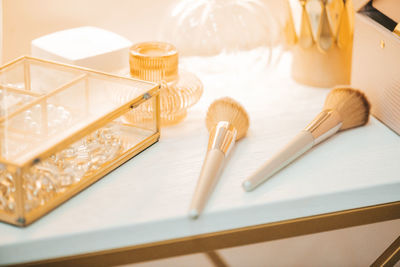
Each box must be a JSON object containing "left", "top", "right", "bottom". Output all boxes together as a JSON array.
[
  {"left": 123, "top": 42, "right": 203, "bottom": 126},
  {"left": 285, "top": 0, "right": 354, "bottom": 87},
  {"left": 0, "top": 56, "right": 160, "bottom": 226}
]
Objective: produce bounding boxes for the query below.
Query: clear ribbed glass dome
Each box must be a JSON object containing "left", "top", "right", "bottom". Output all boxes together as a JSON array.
[{"left": 158, "top": 0, "right": 281, "bottom": 71}]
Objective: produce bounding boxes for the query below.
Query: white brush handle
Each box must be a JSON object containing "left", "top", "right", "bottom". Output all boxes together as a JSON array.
[
  {"left": 242, "top": 130, "right": 315, "bottom": 192},
  {"left": 189, "top": 149, "right": 225, "bottom": 219}
]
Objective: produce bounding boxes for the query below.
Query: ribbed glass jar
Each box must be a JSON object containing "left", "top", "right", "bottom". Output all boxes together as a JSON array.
[{"left": 117, "top": 42, "right": 203, "bottom": 126}]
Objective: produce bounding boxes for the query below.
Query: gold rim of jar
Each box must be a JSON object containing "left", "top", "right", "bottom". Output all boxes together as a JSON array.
[{"left": 129, "top": 42, "right": 179, "bottom": 83}]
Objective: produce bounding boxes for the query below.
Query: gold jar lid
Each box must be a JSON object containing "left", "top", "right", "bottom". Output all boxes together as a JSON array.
[{"left": 129, "top": 42, "right": 179, "bottom": 83}]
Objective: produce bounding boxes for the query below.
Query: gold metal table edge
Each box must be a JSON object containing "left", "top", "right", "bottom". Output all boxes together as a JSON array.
[{"left": 17, "top": 200, "right": 400, "bottom": 267}]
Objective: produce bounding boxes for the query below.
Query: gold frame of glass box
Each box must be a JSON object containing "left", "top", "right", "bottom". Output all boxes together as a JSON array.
[{"left": 0, "top": 56, "right": 160, "bottom": 227}]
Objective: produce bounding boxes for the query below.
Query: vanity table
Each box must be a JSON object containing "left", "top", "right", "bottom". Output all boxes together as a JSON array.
[{"left": 0, "top": 54, "right": 399, "bottom": 266}]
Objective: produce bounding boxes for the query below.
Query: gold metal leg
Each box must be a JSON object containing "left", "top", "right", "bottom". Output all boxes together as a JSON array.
[
  {"left": 371, "top": 235, "right": 400, "bottom": 267},
  {"left": 205, "top": 251, "right": 228, "bottom": 267}
]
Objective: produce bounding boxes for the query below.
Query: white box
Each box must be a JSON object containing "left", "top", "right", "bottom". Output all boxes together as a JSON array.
[{"left": 31, "top": 26, "right": 132, "bottom": 73}]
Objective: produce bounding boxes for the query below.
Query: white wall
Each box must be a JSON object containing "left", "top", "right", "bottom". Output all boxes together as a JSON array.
[
  {"left": 1, "top": 0, "right": 174, "bottom": 63},
  {"left": 0, "top": 0, "right": 286, "bottom": 64},
  {"left": 0, "top": 0, "right": 3, "bottom": 63}
]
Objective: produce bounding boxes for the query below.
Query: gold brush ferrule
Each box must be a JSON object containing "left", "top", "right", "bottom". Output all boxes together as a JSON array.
[
  {"left": 304, "top": 109, "right": 343, "bottom": 145},
  {"left": 208, "top": 121, "right": 237, "bottom": 156}
]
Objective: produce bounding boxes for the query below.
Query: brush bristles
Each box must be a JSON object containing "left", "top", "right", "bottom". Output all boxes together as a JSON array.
[
  {"left": 323, "top": 87, "right": 371, "bottom": 130},
  {"left": 206, "top": 97, "right": 250, "bottom": 140}
]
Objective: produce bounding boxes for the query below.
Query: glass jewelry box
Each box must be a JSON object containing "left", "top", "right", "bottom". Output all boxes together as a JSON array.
[{"left": 0, "top": 56, "right": 160, "bottom": 226}]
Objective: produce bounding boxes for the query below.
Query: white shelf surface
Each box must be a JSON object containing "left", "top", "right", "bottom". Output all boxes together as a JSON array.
[{"left": 0, "top": 53, "right": 399, "bottom": 265}]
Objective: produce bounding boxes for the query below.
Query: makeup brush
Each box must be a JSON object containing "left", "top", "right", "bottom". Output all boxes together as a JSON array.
[
  {"left": 189, "top": 97, "right": 249, "bottom": 219},
  {"left": 243, "top": 87, "right": 370, "bottom": 192}
]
